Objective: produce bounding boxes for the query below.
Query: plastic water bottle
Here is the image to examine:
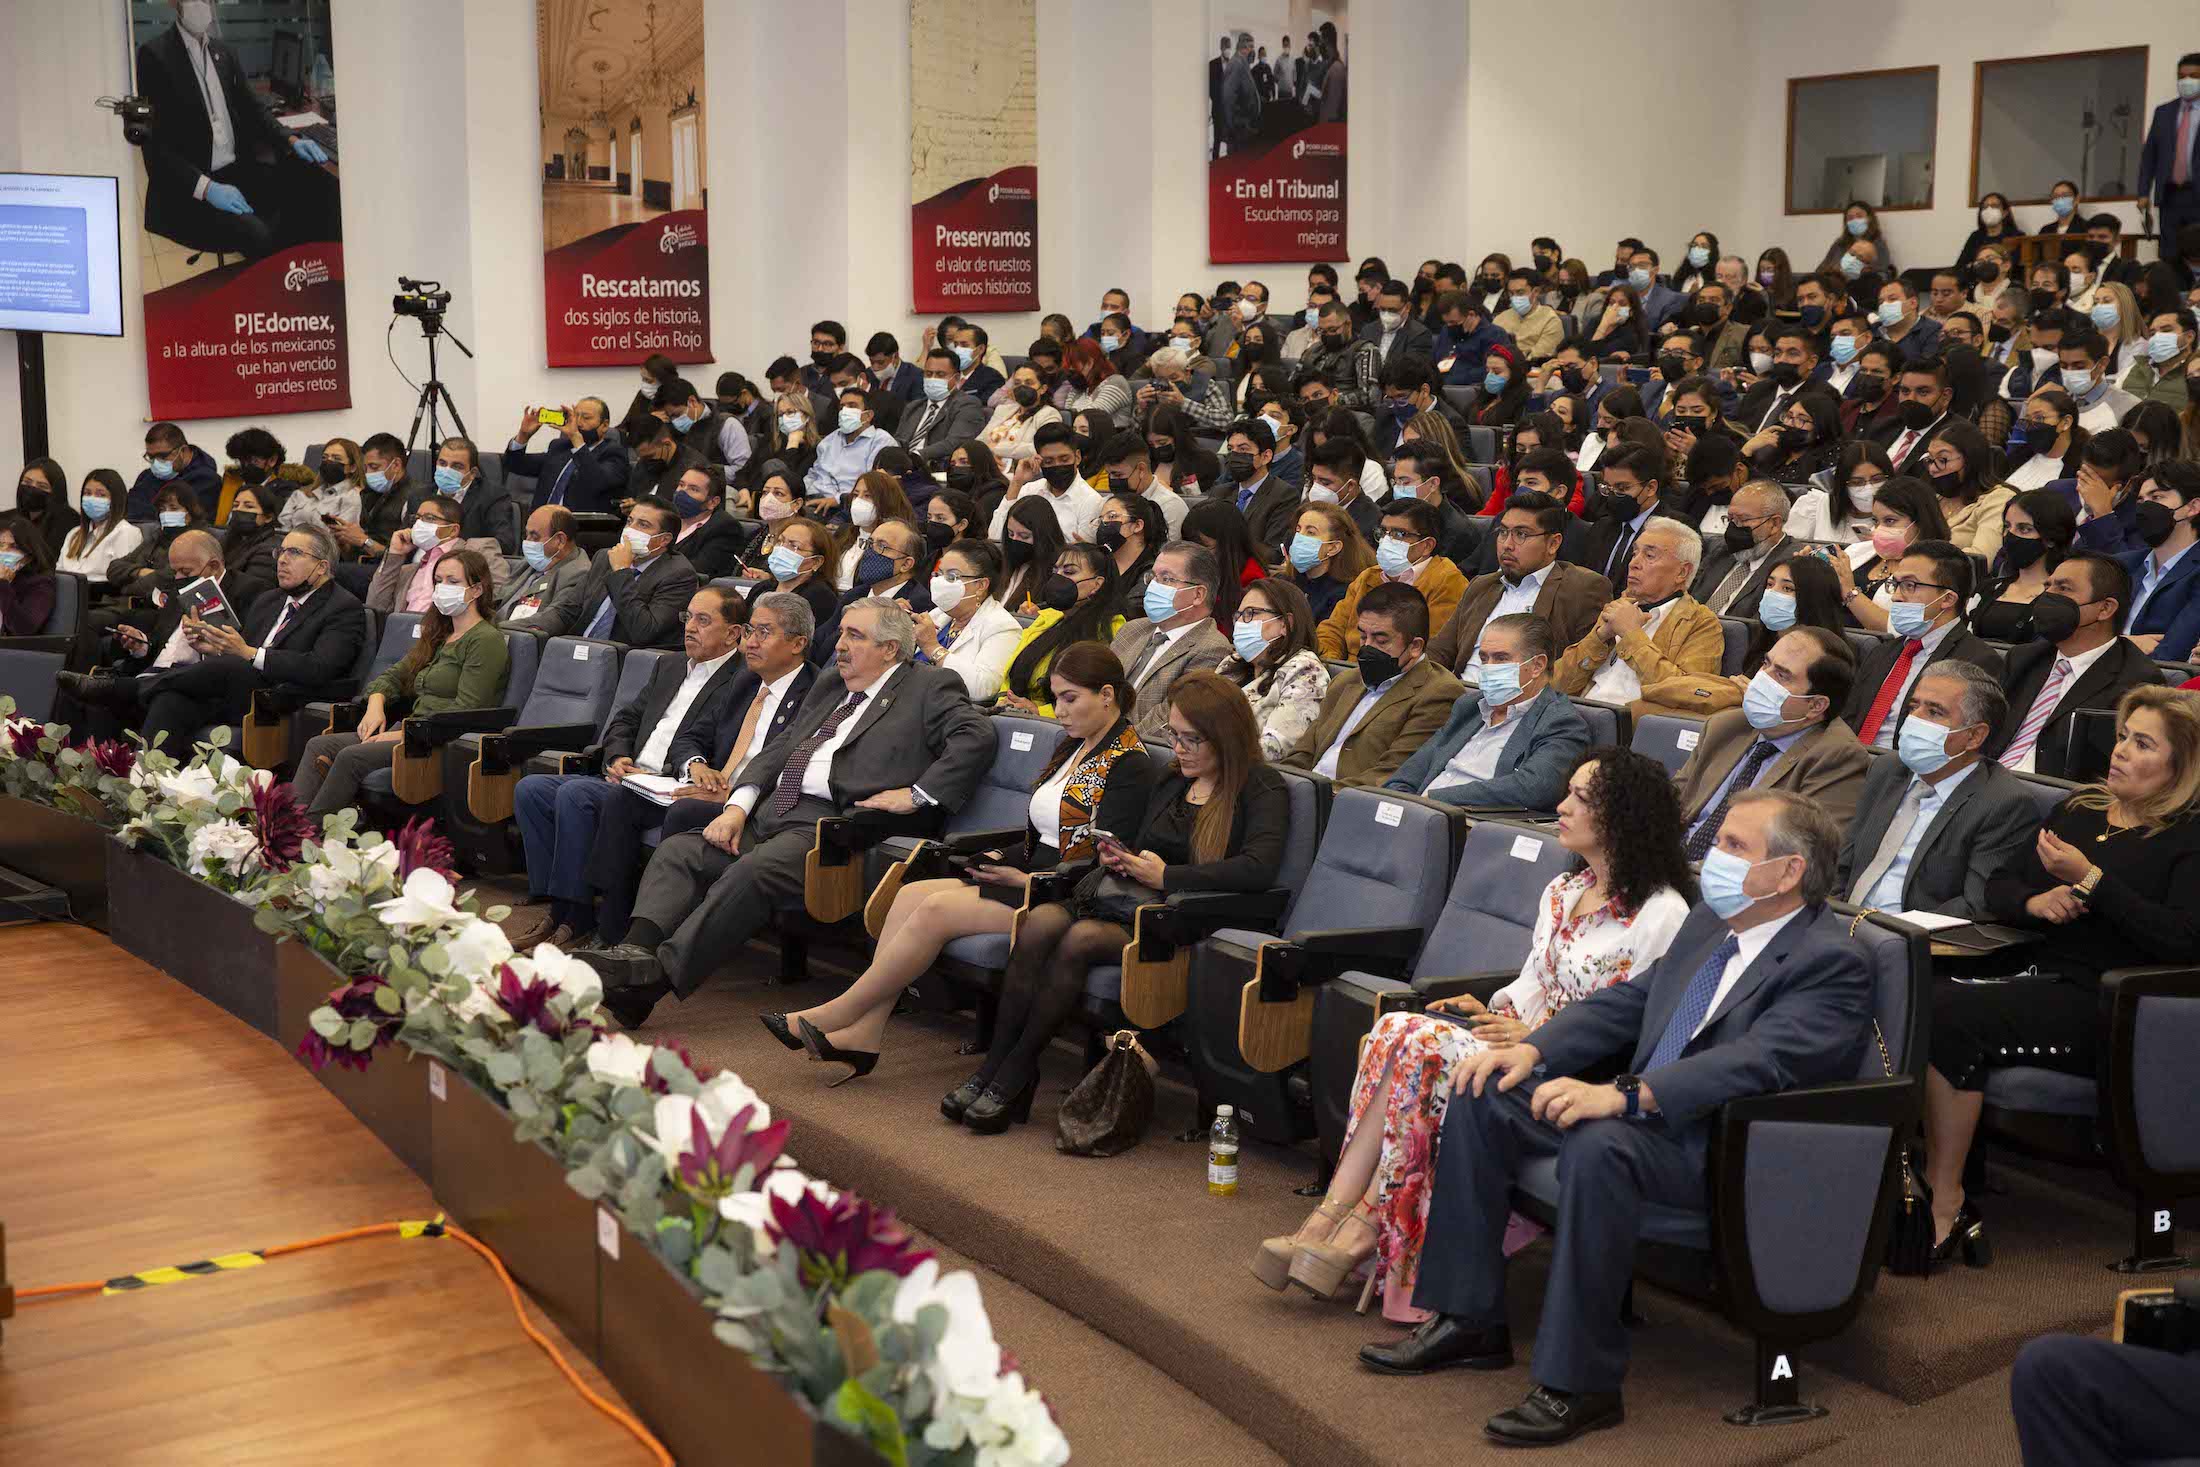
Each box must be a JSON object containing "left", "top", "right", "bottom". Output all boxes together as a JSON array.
[{"left": 1207, "top": 1105, "right": 1240, "bottom": 1196}]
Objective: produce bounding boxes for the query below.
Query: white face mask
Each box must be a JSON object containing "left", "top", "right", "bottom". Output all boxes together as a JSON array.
[
  {"left": 1378, "top": 309, "right": 1403, "bottom": 330},
  {"left": 411, "top": 518, "right": 444, "bottom": 548},
  {"left": 430, "top": 582, "right": 471, "bottom": 616},
  {"left": 929, "top": 574, "right": 968, "bottom": 612},
  {"left": 179, "top": 0, "right": 214, "bottom": 37},
  {"left": 1238, "top": 298, "right": 1261, "bottom": 320},
  {"left": 622, "top": 527, "right": 657, "bottom": 558},
  {"left": 849, "top": 497, "right": 876, "bottom": 528}
]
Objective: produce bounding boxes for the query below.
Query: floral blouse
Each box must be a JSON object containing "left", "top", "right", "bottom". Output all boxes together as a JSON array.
[
  {"left": 1488, "top": 870, "right": 1691, "bottom": 1029},
  {"left": 1218, "top": 647, "right": 1331, "bottom": 762}
]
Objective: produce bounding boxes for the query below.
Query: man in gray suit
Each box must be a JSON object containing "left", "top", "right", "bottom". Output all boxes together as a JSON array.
[
  {"left": 1689, "top": 481, "right": 1800, "bottom": 619},
  {"left": 496, "top": 505, "right": 593, "bottom": 634},
  {"left": 1110, "top": 541, "right": 1232, "bottom": 753},
  {"left": 574, "top": 600, "right": 992, "bottom": 1027},
  {"left": 1385, "top": 614, "right": 1590, "bottom": 812},
  {"left": 1836, "top": 661, "right": 2041, "bottom": 918},
  {"left": 1362, "top": 789, "right": 1872, "bottom": 1447},
  {"left": 894, "top": 346, "right": 988, "bottom": 468}
]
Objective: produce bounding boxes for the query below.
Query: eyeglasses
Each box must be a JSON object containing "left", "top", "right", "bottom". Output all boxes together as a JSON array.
[
  {"left": 1150, "top": 573, "right": 1198, "bottom": 589},
  {"left": 275, "top": 547, "right": 326, "bottom": 562},
  {"left": 1885, "top": 578, "right": 1949, "bottom": 597},
  {"left": 1493, "top": 526, "right": 1555, "bottom": 543},
  {"left": 1171, "top": 728, "right": 1209, "bottom": 751},
  {"left": 1378, "top": 529, "right": 1425, "bottom": 544},
  {"left": 1234, "top": 608, "right": 1279, "bottom": 624}
]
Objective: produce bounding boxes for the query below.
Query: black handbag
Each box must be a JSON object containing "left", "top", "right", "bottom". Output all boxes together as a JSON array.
[
  {"left": 1071, "top": 868, "right": 1163, "bottom": 925},
  {"left": 1055, "top": 1030, "right": 1158, "bottom": 1157}
]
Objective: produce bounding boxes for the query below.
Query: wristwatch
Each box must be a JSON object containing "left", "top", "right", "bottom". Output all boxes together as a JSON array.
[
  {"left": 2072, "top": 864, "right": 2103, "bottom": 903},
  {"left": 1614, "top": 1073, "right": 1642, "bottom": 1119}
]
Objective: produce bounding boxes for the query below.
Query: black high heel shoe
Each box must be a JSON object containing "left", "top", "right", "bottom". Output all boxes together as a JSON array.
[
  {"left": 758, "top": 1013, "right": 802, "bottom": 1052},
  {"left": 940, "top": 1074, "right": 988, "bottom": 1122},
  {"left": 962, "top": 1079, "right": 1036, "bottom": 1135},
  {"left": 796, "top": 1018, "right": 878, "bottom": 1087},
  {"left": 1930, "top": 1202, "right": 1992, "bottom": 1269}
]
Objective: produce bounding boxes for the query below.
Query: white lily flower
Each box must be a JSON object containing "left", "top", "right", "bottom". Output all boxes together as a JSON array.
[
  {"left": 892, "top": 1258, "right": 1002, "bottom": 1399},
  {"left": 185, "top": 818, "right": 260, "bottom": 878},
  {"left": 585, "top": 1032, "right": 655, "bottom": 1087},
  {"left": 522, "top": 941, "right": 604, "bottom": 1008},
  {"left": 371, "top": 867, "right": 465, "bottom": 931},
  {"left": 439, "top": 917, "right": 515, "bottom": 982}
]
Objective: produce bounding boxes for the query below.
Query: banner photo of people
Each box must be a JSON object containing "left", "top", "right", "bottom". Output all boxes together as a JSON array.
[
  {"left": 1206, "top": 7, "right": 1347, "bottom": 264},
  {"left": 909, "top": 0, "right": 1037, "bottom": 314},
  {"left": 537, "top": 0, "right": 710, "bottom": 368},
  {"left": 128, "top": 0, "right": 348, "bottom": 420}
]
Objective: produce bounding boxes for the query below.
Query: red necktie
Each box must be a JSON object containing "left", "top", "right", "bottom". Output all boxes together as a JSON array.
[{"left": 1858, "top": 638, "right": 1923, "bottom": 744}]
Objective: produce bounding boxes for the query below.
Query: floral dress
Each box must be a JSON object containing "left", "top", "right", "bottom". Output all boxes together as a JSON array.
[{"left": 1341, "top": 870, "right": 1689, "bottom": 1319}]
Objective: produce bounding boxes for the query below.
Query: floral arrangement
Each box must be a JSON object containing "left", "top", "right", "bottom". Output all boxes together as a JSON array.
[{"left": 0, "top": 705, "right": 1070, "bottom": 1465}]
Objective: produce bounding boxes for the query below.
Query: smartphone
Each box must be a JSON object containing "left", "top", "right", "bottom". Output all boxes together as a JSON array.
[
  {"left": 1092, "top": 828, "right": 1124, "bottom": 850},
  {"left": 538, "top": 406, "right": 566, "bottom": 426}
]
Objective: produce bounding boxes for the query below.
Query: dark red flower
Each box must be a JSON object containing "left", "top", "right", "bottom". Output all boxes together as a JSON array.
[
  {"left": 81, "top": 738, "right": 136, "bottom": 780},
  {"left": 672, "top": 1102, "right": 791, "bottom": 1200},
  {"left": 391, "top": 817, "right": 458, "bottom": 880},
  {"left": 8, "top": 721, "right": 48, "bottom": 761},
  {"left": 642, "top": 1037, "right": 702, "bottom": 1095},
  {"left": 248, "top": 779, "right": 315, "bottom": 872},
  {"left": 294, "top": 977, "right": 398, "bottom": 1072},
  {"left": 492, "top": 963, "right": 592, "bottom": 1038},
  {"left": 766, "top": 1189, "right": 933, "bottom": 1293}
]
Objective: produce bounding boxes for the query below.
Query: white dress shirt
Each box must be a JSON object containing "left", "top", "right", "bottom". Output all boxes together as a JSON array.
[
  {"left": 731, "top": 678, "right": 877, "bottom": 812},
  {"left": 1869, "top": 616, "right": 1960, "bottom": 749},
  {"left": 1132, "top": 621, "right": 1197, "bottom": 687},
  {"left": 638, "top": 650, "right": 735, "bottom": 774},
  {"left": 1688, "top": 904, "right": 1806, "bottom": 1042},
  {"left": 1860, "top": 762, "right": 1980, "bottom": 912},
  {"left": 986, "top": 478, "right": 1104, "bottom": 542},
  {"left": 1315, "top": 674, "right": 1398, "bottom": 778},
  {"left": 699, "top": 665, "right": 801, "bottom": 786},
  {"left": 2004, "top": 638, "right": 2116, "bottom": 774},
  {"left": 181, "top": 29, "right": 238, "bottom": 188},
  {"left": 1427, "top": 695, "right": 1525, "bottom": 794},
  {"left": 1584, "top": 598, "right": 1676, "bottom": 705}
]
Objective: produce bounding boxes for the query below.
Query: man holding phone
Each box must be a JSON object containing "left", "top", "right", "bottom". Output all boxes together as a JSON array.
[{"left": 508, "top": 397, "right": 628, "bottom": 514}]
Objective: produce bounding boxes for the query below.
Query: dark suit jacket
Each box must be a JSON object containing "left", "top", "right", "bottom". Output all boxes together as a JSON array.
[
  {"left": 2120, "top": 543, "right": 2200, "bottom": 661},
  {"left": 600, "top": 651, "right": 750, "bottom": 768},
  {"left": 1983, "top": 637, "right": 2164, "bottom": 779},
  {"left": 962, "top": 364, "right": 1005, "bottom": 404},
  {"left": 735, "top": 660, "right": 992, "bottom": 823},
  {"left": 893, "top": 392, "right": 988, "bottom": 467},
  {"left": 452, "top": 476, "right": 518, "bottom": 555},
  {"left": 536, "top": 549, "right": 698, "bottom": 649},
  {"left": 1239, "top": 473, "right": 1303, "bottom": 551},
  {"left": 506, "top": 436, "right": 628, "bottom": 515},
  {"left": 665, "top": 662, "right": 817, "bottom": 774},
  {"left": 1427, "top": 561, "right": 1613, "bottom": 675},
  {"left": 1673, "top": 708, "right": 1872, "bottom": 835},
  {"left": 1835, "top": 757, "right": 2042, "bottom": 918},
  {"left": 1384, "top": 684, "right": 1589, "bottom": 811},
  {"left": 1841, "top": 625, "right": 2006, "bottom": 744},
  {"left": 1691, "top": 533, "right": 1801, "bottom": 619},
  {"left": 671, "top": 512, "right": 751, "bottom": 581},
  {"left": 1358, "top": 317, "right": 1436, "bottom": 372},
  {"left": 1530, "top": 901, "right": 1873, "bottom": 1138},
  {"left": 239, "top": 579, "right": 370, "bottom": 700},
  {"left": 1126, "top": 765, "right": 1290, "bottom": 894},
  {"left": 136, "top": 26, "right": 290, "bottom": 239},
  {"left": 2139, "top": 95, "right": 2200, "bottom": 204},
  {"left": 1580, "top": 508, "right": 1664, "bottom": 588}
]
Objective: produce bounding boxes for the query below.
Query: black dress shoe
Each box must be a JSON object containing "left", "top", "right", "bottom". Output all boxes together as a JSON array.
[
  {"left": 58, "top": 671, "right": 123, "bottom": 706},
  {"left": 796, "top": 1018, "right": 879, "bottom": 1086},
  {"left": 961, "top": 1079, "right": 1036, "bottom": 1134},
  {"left": 571, "top": 943, "right": 662, "bottom": 991},
  {"left": 600, "top": 981, "right": 670, "bottom": 1031},
  {"left": 1484, "top": 1384, "right": 1623, "bottom": 1446},
  {"left": 758, "top": 1012, "right": 801, "bottom": 1051},
  {"left": 1358, "top": 1315, "right": 1513, "bottom": 1375},
  {"left": 1930, "top": 1201, "right": 1992, "bottom": 1269},
  {"left": 940, "top": 1074, "right": 988, "bottom": 1122}
]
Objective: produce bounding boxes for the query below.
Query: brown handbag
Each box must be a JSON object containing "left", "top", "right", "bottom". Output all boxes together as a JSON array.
[{"left": 1054, "top": 1030, "right": 1159, "bottom": 1157}]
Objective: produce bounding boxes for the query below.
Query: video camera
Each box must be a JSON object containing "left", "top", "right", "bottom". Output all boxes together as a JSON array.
[
  {"left": 393, "top": 276, "right": 452, "bottom": 321},
  {"left": 95, "top": 95, "right": 156, "bottom": 147}
]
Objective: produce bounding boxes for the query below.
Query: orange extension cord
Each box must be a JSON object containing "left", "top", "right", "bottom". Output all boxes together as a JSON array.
[{"left": 18, "top": 1219, "right": 673, "bottom": 1467}]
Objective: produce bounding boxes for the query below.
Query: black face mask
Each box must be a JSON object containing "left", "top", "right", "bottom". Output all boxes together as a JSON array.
[
  {"left": 1001, "top": 537, "right": 1035, "bottom": 569},
  {"left": 1721, "top": 521, "right": 1756, "bottom": 553},
  {"left": 1040, "top": 463, "right": 1077, "bottom": 491},
  {"left": 1150, "top": 441, "right": 1178, "bottom": 464},
  {"left": 1972, "top": 262, "right": 2003, "bottom": 284},
  {"left": 1012, "top": 385, "right": 1039, "bottom": 409},
  {"left": 1687, "top": 300, "right": 1722, "bottom": 328},
  {"left": 2027, "top": 591, "right": 2082, "bottom": 644},
  {"left": 1775, "top": 425, "right": 1809, "bottom": 453},
  {"left": 1656, "top": 353, "right": 1688, "bottom": 382},
  {"left": 2001, "top": 535, "right": 2048, "bottom": 571},
  {"left": 1556, "top": 365, "right": 1587, "bottom": 393},
  {"left": 921, "top": 520, "right": 956, "bottom": 553},
  {"left": 1478, "top": 275, "right": 1503, "bottom": 292},
  {"left": 1321, "top": 331, "right": 1350, "bottom": 349},
  {"left": 1798, "top": 305, "right": 1826, "bottom": 328},
  {"left": 945, "top": 466, "right": 976, "bottom": 491},
  {"left": 1038, "top": 574, "right": 1079, "bottom": 612},
  {"left": 1223, "top": 451, "right": 1257, "bottom": 480},
  {"left": 1928, "top": 466, "right": 1965, "bottom": 497},
  {"left": 1598, "top": 489, "right": 1635, "bottom": 519},
  {"left": 1987, "top": 322, "right": 2013, "bottom": 344},
  {"left": 811, "top": 349, "right": 837, "bottom": 368},
  {"left": 2136, "top": 499, "right": 2180, "bottom": 549},
  {"left": 1095, "top": 522, "right": 1127, "bottom": 553},
  {"left": 1355, "top": 643, "right": 1402, "bottom": 688},
  {"left": 853, "top": 550, "right": 897, "bottom": 588},
  {"left": 17, "top": 487, "right": 49, "bottom": 513},
  {"left": 580, "top": 427, "right": 602, "bottom": 445},
  {"left": 235, "top": 463, "right": 270, "bottom": 486},
  {"left": 1898, "top": 401, "right": 1938, "bottom": 431},
  {"left": 320, "top": 460, "right": 351, "bottom": 487},
  {"left": 226, "top": 510, "right": 260, "bottom": 533},
  {"left": 1533, "top": 253, "right": 1558, "bottom": 272},
  {"left": 2028, "top": 288, "right": 2060, "bottom": 313},
  {"left": 1855, "top": 372, "right": 1889, "bottom": 400},
  {"left": 1768, "top": 360, "right": 1803, "bottom": 388}
]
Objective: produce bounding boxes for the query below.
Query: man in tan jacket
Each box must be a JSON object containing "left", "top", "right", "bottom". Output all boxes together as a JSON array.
[
  {"left": 1427, "top": 491, "right": 1611, "bottom": 684},
  {"left": 1283, "top": 582, "right": 1461, "bottom": 787},
  {"left": 1317, "top": 499, "right": 1468, "bottom": 659},
  {"left": 1553, "top": 516, "right": 1724, "bottom": 706},
  {"left": 1493, "top": 266, "right": 1566, "bottom": 363}
]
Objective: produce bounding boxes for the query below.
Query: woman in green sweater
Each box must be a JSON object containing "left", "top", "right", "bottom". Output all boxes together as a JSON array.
[{"left": 294, "top": 547, "right": 510, "bottom": 814}]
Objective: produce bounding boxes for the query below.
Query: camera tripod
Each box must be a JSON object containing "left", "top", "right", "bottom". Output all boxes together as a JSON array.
[{"left": 404, "top": 313, "right": 474, "bottom": 456}]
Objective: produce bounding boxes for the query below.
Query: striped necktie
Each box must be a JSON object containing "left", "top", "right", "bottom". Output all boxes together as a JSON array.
[{"left": 768, "top": 691, "right": 866, "bottom": 817}]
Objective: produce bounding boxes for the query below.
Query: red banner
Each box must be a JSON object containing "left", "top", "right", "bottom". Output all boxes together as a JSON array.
[
  {"left": 1208, "top": 122, "right": 1346, "bottom": 264},
  {"left": 143, "top": 245, "right": 350, "bottom": 420},
  {"left": 542, "top": 209, "right": 711, "bottom": 367},
  {"left": 911, "top": 167, "right": 1037, "bottom": 314}
]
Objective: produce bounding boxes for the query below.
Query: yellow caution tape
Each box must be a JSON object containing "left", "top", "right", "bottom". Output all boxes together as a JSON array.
[{"left": 102, "top": 1251, "right": 266, "bottom": 1295}]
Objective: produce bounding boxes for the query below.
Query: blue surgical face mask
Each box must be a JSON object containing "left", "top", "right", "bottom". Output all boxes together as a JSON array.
[
  {"left": 1756, "top": 589, "right": 1797, "bottom": 632},
  {"left": 434, "top": 465, "right": 464, "bottom": 493},
  {"left": 2089, "top": 301, "right": 2121, "bottom": 332},
  {"left": 521, "top": 540, "right": 551, "bottom": 572},
  {"left": 1846, "top": 217, "right": 1869, "bottom": 237},
  {"left": 671, "top": 412, "right": 696, "bottom": 432},
  {"left": 1376, "top": 537, "right": 1413, "bottom": 577},
  {"left": 1828, "top": 335, "right": 1859, "bottom": 365},
  {"left": 1288, "top": 531, "right": 1325, "bottom": 572},
  {"left": 1508, "top": 293, "right": 1531, "bottom": 316},
  {"left": 81, "top": 495, "right": 111, "bottom": 523},
  {"left": 1687, "top": 245, "right": 1711, "bottom": 268},
  {"left": 2182, "top": 77, "right": 2200, "bottom": 101},
  {"left": 778, "top": 412, "right": 805, "bottom": 435},
  {"left": 159, "top": 509, "right": 188, "bottom": 530},
  {"left": 1483, "top": 370, "right": 1509, "bottom": 394},
  {"left": 0, "top": 550, "right": 24, "bottom": 572},
  {"left": 1099, "top": 334, "right": 1121, "bottom": 353},
  {"left": 1628, "top": 268, "right": 1652, "bottom": 292},
  {"left": 1231, "top": 619, "right": 1275, "bottom": 662},
  {"left": 768, "top": 545, "right": 806, "bottom": 582},
  {"left": 1898, "top": 714, "right": 1959, "bottom": 777},
  {"left": 1741, "top": 666, "right": 1798, "bottom": 730},
  {"left": 1477, "top": 659, "right": 1523, "bottom": 707},
  {"left": 2149, "top": 330, "right": 2183, "bottom": 364},
  {"left": 365, "top": 469, "right": 389, "bottom": 492},
  {"left": 1840, "top": 252, "right": 1865, "bottom": 280},
  {"left": 1303, "top": 307, "right": 1320, "bottom": 329},
  {"left": 1887, "top": 596, "right": 1934, "bottom": 638},
  {"left": 2062, "top": 367, "right": 2096, "bottom": 396},
  {"left": 1876, "top": 300, "right": 1904, "bottom": 328},
  {"left": 2050, "top": 195, "right": 2075, "bottom": 218},
  {"left": 148, "top": 456, "right": 177, "bottom": 481},
  {"left": 837, "top": 407, "right": 864, "bottom": 435},
  {"left": 922, "top": 376, "right": 949, "bottom": 402},
  {"left": 1699, "top": 846, "right": 1769, "bottom": 919},
  {"left": 952, "top": 345, "right": 975, "bottom": 369},
  {"left": 1142, "top": 580, "right": 1181, "bottom": 623}
]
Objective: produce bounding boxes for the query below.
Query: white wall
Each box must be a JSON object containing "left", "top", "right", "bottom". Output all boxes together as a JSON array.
[{"left": 3, "top": 0, "right": 2187, "bottom": 496}]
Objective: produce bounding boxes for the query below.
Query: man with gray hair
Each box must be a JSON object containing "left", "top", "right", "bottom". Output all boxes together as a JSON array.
[
  {"left": 1110, "top": 540, "right": 1231, "bottom": 751},
  {"left": 1837, "top": 660, "right": 2039, "bottom": 918},
  {"left": 1369, "top": 782, "right": 1871, "bottom": 1446},
  {"left": 62, "top": 522, "right": 368, "bottom": 753},
  {"left": 1691, "top": 480, "right": 1798, "bottom": 618},
  {"left": 1555, "top": 514, "right": 1724, "bottom": 707},
  {"left": 577, "top": 596, "right": 993, "bottom": 1026}
]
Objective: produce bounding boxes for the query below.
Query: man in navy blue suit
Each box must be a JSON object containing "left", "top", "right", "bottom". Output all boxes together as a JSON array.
[
  {"left": 2138, "top": 54, "right": 2200, "bottom": 258},
  {"left": 1360, "top": 788, "right": 1871, "bottom": 1448}
]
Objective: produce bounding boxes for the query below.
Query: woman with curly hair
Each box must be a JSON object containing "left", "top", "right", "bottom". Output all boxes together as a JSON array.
[{"left": 1251, "top": 746, "right": 1694, "bottom": 1321}]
